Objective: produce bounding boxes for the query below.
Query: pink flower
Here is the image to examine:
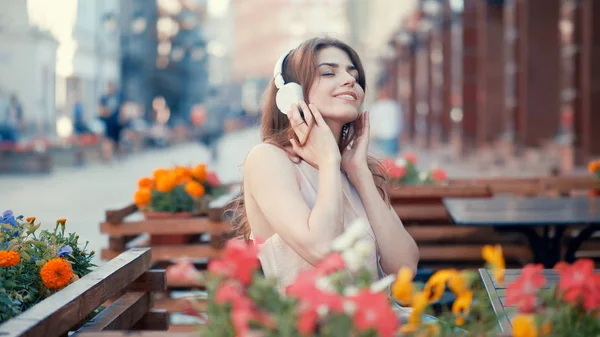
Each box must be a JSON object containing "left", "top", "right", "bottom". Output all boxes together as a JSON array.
[
  {"left": 206, "top": 171, "right": 221, "bottom": 187},
  {"left": 555, "top": 259, "right": 600, "bottom": 311},
  {"left": 350, "top": 289, "right": 399, "bottom": 337},
  {"left": 431, "top": 168, "right": 448, "bottom": 182},
  {"left": 208, "top": 239, "right": 260, "bottom": 285},
  {"left": 389, "top": 166, "right": 406, "bottom": 180},
  {"left": 314, "top": 252, "right": 345, "bottom": 275},
  {"left": 505, "top": 264, "right": 546, "bottom": 313},
  {"left": 166, "top": 259, "right": 203, "bottom": 285},
  {"left": 404, "top": 152, "right": 418, "bottom": 165}
]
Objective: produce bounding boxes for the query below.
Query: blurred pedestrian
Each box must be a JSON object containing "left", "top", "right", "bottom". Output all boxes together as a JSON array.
[
  {"left": 369, "top": 87, "right": 403, "bottom": 158},
  {"left": 98, "top": 82, "right": 125, "bottom": 161}
]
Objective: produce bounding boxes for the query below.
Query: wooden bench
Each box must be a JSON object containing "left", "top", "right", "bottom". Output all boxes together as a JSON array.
[
  {"left": 0, "top": 248, "right": 167, "bottom": 337},
  {"left": 100, "top": 191, "right": 237, "bottom": 331}
]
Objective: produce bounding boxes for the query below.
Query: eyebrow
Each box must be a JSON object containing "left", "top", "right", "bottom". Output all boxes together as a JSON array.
[{"left": 317, "top": 62, "right": 358, "bottom": 71}]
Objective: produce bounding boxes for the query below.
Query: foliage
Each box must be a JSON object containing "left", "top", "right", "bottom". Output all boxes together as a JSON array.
[
  {"left": 0, "top": 211, "right": 95, "bottom": 323},
  {"left": 382, "top": 153, "right": 448, "bottom": 186},
  {"left": 133, "top": 164, "right": 229, "bottom": 213}
]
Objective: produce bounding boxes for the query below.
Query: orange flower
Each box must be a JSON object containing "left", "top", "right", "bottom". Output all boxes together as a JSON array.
[
  {"left": 137, "top": 177, "right": 154, "bottom": 189},
  {"left": 134, "top": 188, "right": 152, "bottom": 206},
  {"left": 588, "top": 160, "right": 600, "bottom": 175},
  {"left": 174, "top": 166, "right": 191, "bottom": 185},
  {"left": 185, "top": 181, "right": 206, "bottom": 198},
  {"left": 155, "top": 172, "right": 177, "bottom": 193},
  {"left": 26, "top": 217, "right": 36, "bottom": 223},
  {"left": 191, "top": 164, "right": 207, "bottom": 182},
  {"left": 0, "top": 250, "right": 20, "bottom": 267},
  {"left": 153, "top": 168, "right": 169, "bottom": 180},
  {"left": 40, "top": 258, "right": 73, "bottom": 289},
  {"left": 57, "top": 218, "right": 67, "bottom": 225}
]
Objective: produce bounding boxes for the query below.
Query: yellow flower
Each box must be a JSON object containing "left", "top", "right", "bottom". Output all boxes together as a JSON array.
[
  {"left": 415, "top": 322, "right": 441, "bottom": 337},
  {"left": 512, "top": 314, "right": 538, "bottom": 337},
  {"left": 482, "top": 245, "right": 505, "bottom": 284},
  {"left": 40, "top": 258, "right": 73, "bottom": 290},
  {"left": 0, "top": 250, "right": 20, "bottom": 267},
  {"left": 392, "top": 267, "right": 414, "bottom": 305},
  {"left": 424, "top": 269, "right": 458, "bottom": 302},
  {"left": 448, "top": 271, "right": 473, "bottom": 297},
  {"left": 452, "top": 291, "right": 473, "bottom": 326}
]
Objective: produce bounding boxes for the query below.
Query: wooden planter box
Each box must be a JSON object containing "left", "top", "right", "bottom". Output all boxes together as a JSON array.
[
  {"left": 0, "top": 248, "right": 168, "bottom": 337},
  {"left": 100, "top": 189, "right": 238, "bottom": 331},
  {"left": 0, "top": 150, "right": 52, "bottom": 174}
]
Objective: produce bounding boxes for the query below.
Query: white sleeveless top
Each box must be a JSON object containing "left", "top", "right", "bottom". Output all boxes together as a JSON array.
[{"left": 251, "top": 160, "right": 384, "bottom": 293}]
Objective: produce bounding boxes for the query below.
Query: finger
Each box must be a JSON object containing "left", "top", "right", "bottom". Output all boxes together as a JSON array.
[
  {"left": 298, "top": 101, "right": 314, "bottom": 125},
  {"left": 308, "top": 103, "right": 326, "bottom": 125},
  {"left": 289, "top": 138, "right": 303, "bottom": 156},
  {"left": 289, "top": 104, "right": 308, "bottom": 140}
]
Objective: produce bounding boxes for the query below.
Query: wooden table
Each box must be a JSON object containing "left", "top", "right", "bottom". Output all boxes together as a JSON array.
[
  {"left": 479, "top": 268, "right": 599, "bottom": 333},
  {"left": 444, "top": 197, "right": 600, "bottom": 268}
]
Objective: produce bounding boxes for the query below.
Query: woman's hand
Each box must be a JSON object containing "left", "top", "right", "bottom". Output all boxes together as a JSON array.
[
  {"left": 289, "top": 101, "right": 341, "bottom": 167},
  {"left": 342, "top": 111, "right": 370, "bottom": 175}
]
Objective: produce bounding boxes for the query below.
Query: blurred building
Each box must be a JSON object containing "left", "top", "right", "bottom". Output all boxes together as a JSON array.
[
  {"left": 231, "top": 0, "right": 349, "bottom": 112},
  {"left": 0, "top": 0, "right": 120, "bottom": 136},
  {"left": 120, "top": 0, "right": 209, "bottom": 123}
]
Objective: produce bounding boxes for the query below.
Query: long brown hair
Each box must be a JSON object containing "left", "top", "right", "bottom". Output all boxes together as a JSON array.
[{"left": 227, "top": 36, "right": 390, "bottom": 242}]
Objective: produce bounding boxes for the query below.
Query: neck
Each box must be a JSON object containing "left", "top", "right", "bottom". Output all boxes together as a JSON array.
[{"left": 324, "top": 119, "right": 344, "bottom": 147}]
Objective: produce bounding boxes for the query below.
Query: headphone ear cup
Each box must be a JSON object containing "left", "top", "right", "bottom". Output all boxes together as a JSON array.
[{"left": 276, "top": 82, "right": 304, "bottom": 115}]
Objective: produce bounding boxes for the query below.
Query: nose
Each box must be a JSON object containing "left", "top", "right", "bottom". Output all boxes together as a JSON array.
[{"left": 340, "top": 71, "right": 356, "bottom": 87}]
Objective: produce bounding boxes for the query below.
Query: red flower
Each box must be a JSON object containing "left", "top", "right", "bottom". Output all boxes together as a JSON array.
[
  {"left": 505, "top": 264, "right": 546, "bottom": 313},
  {"left": 389, "top": 166, "right": 406, "bottom": 180},
  {"left": 431, "top": 168, "right": 448, "bottom": 182},
  {"left": 382, "top": 158, "right": 397, "bottom": 170},
  {"left": 206, "top": 171, "right": 221, "bottom": 187},
  {"left": 350, "top": 289, "right": 399, "bottom": 337},
  {"left": 404, "top": 152, "right": 418, "bottom": 165},
  {"left": 314, "top": 252, "right": 345, "bottom": 275},
  {"left": 297, "top": 302, "right": 320, "bottom": 336},
  {"left": 208, "top": 239, "right": 260, "bottom": 285},
  {"left": 554, "top": 259, "right": 600, "bottom": 311}
]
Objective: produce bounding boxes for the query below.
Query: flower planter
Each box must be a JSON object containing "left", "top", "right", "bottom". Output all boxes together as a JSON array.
[
  {"left": 143, "top": 211, "right": 197, "bottom": 245},
  {"left": 589, "top": 188, "right": 600, "bottom": 197}
]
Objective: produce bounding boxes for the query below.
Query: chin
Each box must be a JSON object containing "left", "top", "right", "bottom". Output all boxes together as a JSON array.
[{"left": 321, "top": 104, "right": 360, "bottom": 122}]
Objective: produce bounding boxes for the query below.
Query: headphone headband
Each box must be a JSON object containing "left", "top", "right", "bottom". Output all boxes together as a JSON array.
[{"left": 273, "top": 49, "right": 294, "bottom": 89}]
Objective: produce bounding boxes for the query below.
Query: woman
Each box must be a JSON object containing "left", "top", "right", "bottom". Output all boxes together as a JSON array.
[{"left": 232, "top": 37, "right": 419, "bottom": 291}]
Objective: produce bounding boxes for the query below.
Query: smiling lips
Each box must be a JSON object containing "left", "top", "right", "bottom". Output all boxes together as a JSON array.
[{"left": 334, "top": 91, "right": 358, "bottom": 102}]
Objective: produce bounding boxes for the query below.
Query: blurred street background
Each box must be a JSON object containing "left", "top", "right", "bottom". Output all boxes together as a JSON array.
[{"left": 1, "top": 0, "right": 599, "bottom": 264}]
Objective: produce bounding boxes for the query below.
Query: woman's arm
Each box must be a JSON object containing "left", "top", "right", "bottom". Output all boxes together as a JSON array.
[
  {"left": 347, "top": 167, "right": 419, "bottom": 275},
  {"left": 245, "top": 143, "right": 344, "bottom": 264}
]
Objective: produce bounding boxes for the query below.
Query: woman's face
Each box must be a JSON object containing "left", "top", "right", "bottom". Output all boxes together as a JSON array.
[{"left": 307, "top": 47, "right": 364, "bottom": 123}]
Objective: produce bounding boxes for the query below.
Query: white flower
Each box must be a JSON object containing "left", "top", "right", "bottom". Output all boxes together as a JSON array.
[
  {"left": 342, "top": 249, "right": 363, "bottom": 272},
  {"left": 419, "top": 172, "right": 428, "bottom": 182},
  {"left": 395, "top": 158, "right": 407, "bottom": 167},
  {"left": 315, "top": 277, "right": 336, "bottom": 293},
  {"left": 354, "top": 240, "right": 374, "bottom": 259},
  {"left": 343, "top": 286, "right": 359, "bottom": 296},
  {"left": 332, "top": 218, "right": 368, "bottom": 252},
  {"left": 370, "top": 274, "right": 396, "bottom": 293},
  {"left": 343, "top": 300, "right": 357, "bottom": 314},
  {"left": 317, "top": 305, "right": 329, "bottom": 317}
]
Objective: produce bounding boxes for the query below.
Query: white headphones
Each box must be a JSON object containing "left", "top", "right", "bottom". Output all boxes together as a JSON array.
[{"left": 273, "top": 49, "right": 304, "bottom": 115}]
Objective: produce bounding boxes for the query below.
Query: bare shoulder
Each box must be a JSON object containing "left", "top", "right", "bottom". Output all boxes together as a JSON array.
[{"left": 244, "top": 143, "right": 294, "bottom": 171}]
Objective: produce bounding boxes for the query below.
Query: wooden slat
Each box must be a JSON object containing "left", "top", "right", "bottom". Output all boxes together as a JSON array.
[
  {"left": 541, "top": 176, "right": 600, "bottom": 192},
  {"left": 131, "top": 310, "right": 169, "bottom": 331},
  {"left": 394, "top": 204, "right": 450, "bottom": 222},
  {"left": 388, "top": 185, "right": 491, "bottom": 199},
  {"left": 406, "top": 226, "right": 522, "bottom": 243},
  {"left": 154, "top": 297, "right": 207, "bottom": 313},
  {"left": 106, "top": 204, "right": 138, "bottom": 224},
  {"left": 102, "top": 246, "right": 220, "bottom": 263},
  {"left": 0, "top": 248, "right": 152, "bottom": 337},
  {"left": 418, "top": 245, "right": 532, "bottom": 261},
  {"left": 75, "top": 292, "right": 152, "bottom": 332},
  {"left": 101, "top": 219, "right": 231, "bottom": 237},
  {"left": 129, "top": 270, "right": 167, "bottom": 292}
]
